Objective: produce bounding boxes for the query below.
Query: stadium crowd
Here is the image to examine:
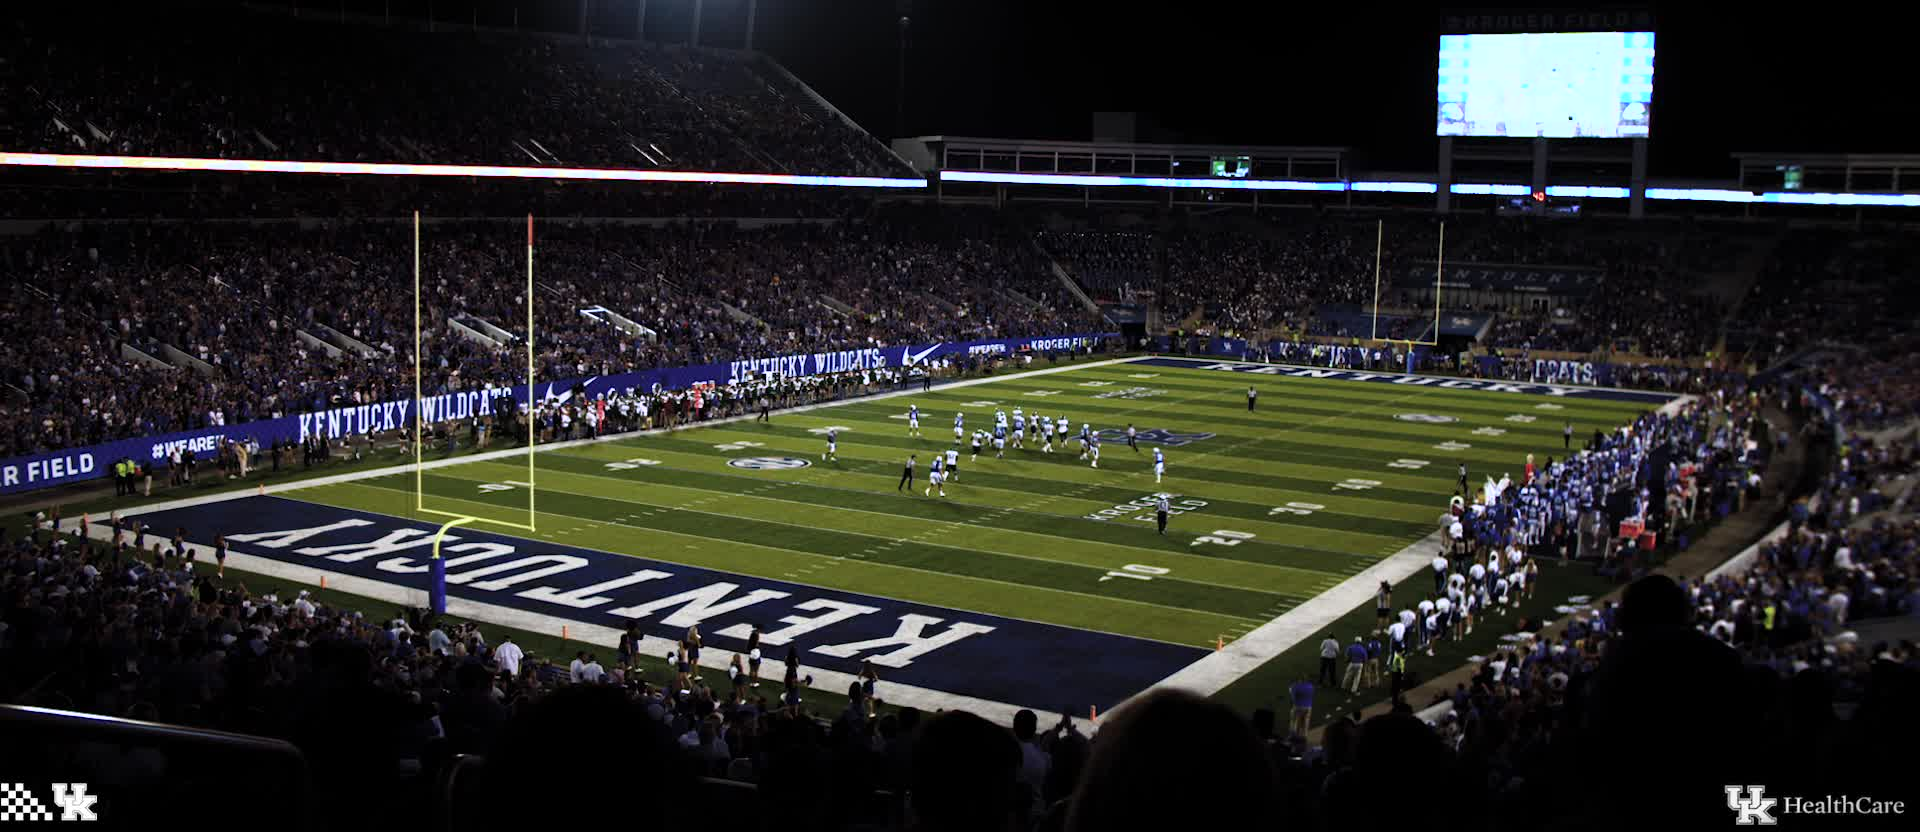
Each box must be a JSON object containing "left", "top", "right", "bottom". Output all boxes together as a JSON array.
[
  {"left": 0, "top": 10, "right": 909, "bottom": 178},
  {"left": 0, "top": 210, "right": 1095, "bottom": 458}
]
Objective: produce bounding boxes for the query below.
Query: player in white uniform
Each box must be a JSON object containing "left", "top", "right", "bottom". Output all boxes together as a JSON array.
[
  {"left": 1126, "top": 423, "right": 1138, "bottom": 452},
  {"left": 1087, "top": 435, "right": 1101, "bottom": 468},
  {"left": 953, "top": 412, "right": 965, "bottom": 444},
  {"left": 907, "top": 404, "right": 921, "bottom": 437},
  {"left": 1056, "top": 414, "right": 1069, "bottom": 449},
  {"left": 970, "top": 430, "right": 985, "bottom": 462},
  {"left": 1153, "top": 447, "right": 1165, "bottom": 483},
  {"left": 944, "top": 447, "right": 960, "bottom": 482},
  {"left": 1039, "top": 417, "right": 1054, "bottom": 453}
]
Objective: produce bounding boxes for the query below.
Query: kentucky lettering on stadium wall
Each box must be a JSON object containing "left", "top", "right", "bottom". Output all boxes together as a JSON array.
[{"left": 0, "top": 333, "right": 1109, "bottom": 494}]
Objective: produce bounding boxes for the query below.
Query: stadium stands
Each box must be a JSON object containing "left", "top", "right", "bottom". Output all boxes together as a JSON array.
[
  {"left": 0, "top": 209, "right": 1094, "bottom": 457},
  {"left": 5, "top": 10, "right": 1920, "bottom": 831},
  {"left": 0, "top": 11, "right": 911, "bottom": 178}
]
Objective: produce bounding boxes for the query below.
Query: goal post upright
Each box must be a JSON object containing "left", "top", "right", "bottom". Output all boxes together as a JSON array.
[
  {"left": 1369, "top": 219, "right": 1443, "bottom": 351},
  {"left": 412, "top": 212, "right": 540, "bottom": 612}
]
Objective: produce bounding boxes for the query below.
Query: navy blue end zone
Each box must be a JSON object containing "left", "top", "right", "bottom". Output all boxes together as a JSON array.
[
  {"left": 1133, "top": 356, "right": 1681, "bottom": 404},
  {"left": 127, "top": 496, "right": 1204, "bottom": 712}
]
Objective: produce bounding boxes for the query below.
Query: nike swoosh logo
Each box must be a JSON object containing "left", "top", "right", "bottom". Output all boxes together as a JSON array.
[{"left": 903, "top": 345, "right": 941, "bottom": 366}]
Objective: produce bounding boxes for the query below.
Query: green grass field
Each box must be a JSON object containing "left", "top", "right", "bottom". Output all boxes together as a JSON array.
[{"left": 252, "top": 356, "right": 1653, "bottom": 713}]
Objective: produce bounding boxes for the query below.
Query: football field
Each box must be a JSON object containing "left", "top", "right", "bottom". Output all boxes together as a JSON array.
[{"left": 92, "top": 356, "right": 1676, "bottom": 718}]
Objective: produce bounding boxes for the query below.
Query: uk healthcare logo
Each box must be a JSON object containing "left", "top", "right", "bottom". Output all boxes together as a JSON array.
[{"left": 1726, "top": 785, "right": 1778, "bottom": 826}]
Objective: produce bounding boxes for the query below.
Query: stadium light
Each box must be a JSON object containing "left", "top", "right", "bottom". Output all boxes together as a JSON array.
[
  {"left": 0, "top": 152, "right": 929, "bottom": 188},
  {"left": 1352, "top": 181, "right": 1439, "bottom": 193},
  {"left": 938, "top": 170, "right": 1348, "bottom": 191}
]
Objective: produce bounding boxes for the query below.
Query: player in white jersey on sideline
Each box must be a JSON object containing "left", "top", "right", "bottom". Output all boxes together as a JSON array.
[
  {"left": 945, "top": 447, "right": 961, "bottom": 482},
  {"left": 907, "top": 404, "right": 921, "bottom": 437},
  {"left": 1153, "top": 447, "right": 1166, "bottom": 483}
]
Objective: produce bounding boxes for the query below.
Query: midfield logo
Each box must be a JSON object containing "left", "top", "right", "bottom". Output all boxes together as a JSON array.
[
  {"left": 0, "top": 783, "right": 98, "bottom": 822},
  {"left": 1725, "top": 785, "right": 1777, "bottom": 826},
  {"left": 1095, "top": 428, "right": 1215, "bottom": 447}
]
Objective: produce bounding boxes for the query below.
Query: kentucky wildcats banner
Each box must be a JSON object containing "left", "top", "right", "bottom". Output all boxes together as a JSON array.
[{"left": 0, "top": 333, "right": 1112, "bottom": 494}]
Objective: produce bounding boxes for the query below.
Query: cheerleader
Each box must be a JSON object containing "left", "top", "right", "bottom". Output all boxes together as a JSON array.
[
  {"left": 686, "top": 625, "right": 704, "bottom": 681},
  {"left": 746, "top": 625, "right": 763, "bottom": 687}
]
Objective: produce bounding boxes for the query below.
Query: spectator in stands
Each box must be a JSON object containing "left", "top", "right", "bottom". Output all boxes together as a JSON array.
[
  {"left": 1063, "top": 689, "right": 1274, "bottom": 832},
  {"left": 908, "top": 710, "right": 1021, "bottom": 832}
]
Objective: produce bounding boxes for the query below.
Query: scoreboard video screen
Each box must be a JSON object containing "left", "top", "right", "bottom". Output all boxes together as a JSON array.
[{"left": 1437, "top": 31, "right": 1655, "bottom": 138}]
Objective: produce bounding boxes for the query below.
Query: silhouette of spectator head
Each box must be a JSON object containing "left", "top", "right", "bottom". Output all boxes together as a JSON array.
[
  {"left": 1065, "top": 689, "right": 1273, "bottom": 832},
  {"left": 482, "top": 685, "right": 691, "bottom": 827},
  {"left": 1013, "top": 709, "right": 1038, "bottom": 742},
  {"left": 1618, "top": 573, "right": 1689, "bottom": 636},
  {"left": 909, "top": 710, "right": 1020, "bottom": 832}
]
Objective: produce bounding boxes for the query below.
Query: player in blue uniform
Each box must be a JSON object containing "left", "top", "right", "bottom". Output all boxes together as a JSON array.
[
  {"left": 1087, "top": 434, "right": 1101, "bottom": 468},
  {"left": 1011, "top": 412, "right": 1026, "bottom": 449},
  {"left": 907, "top": 404, "right": 921, "bottom": 437},
  {"left": 925, "top": 455, "right": 946, "bottom": 497},
  {"left": 953, "top": 412, "right": 965, "bottom": 444},
  {"left": 822, "top": 428, "right": 837, "bottom": 461},
  {"left": 993, "top": 424, "right": 1007, "bottom": 458},
  {"left": 1077, "top": 423, "right": 1092, "bottom": 459}
]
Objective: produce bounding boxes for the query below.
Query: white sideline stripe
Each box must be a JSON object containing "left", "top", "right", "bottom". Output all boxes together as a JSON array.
[
  {"left": 57, "top": 358, "right": 1138, "bottom": 723},
  {"left": 1138, "top": 527, "right": 1446, "bottom": 698},
  {"left": 60, "top": 519, "right": 1057, "bottom": 727}
]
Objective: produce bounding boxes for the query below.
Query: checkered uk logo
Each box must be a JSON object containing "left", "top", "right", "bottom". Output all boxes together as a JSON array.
[{"left": 0, "top": 783, "right": 98, "bottom": 822}]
